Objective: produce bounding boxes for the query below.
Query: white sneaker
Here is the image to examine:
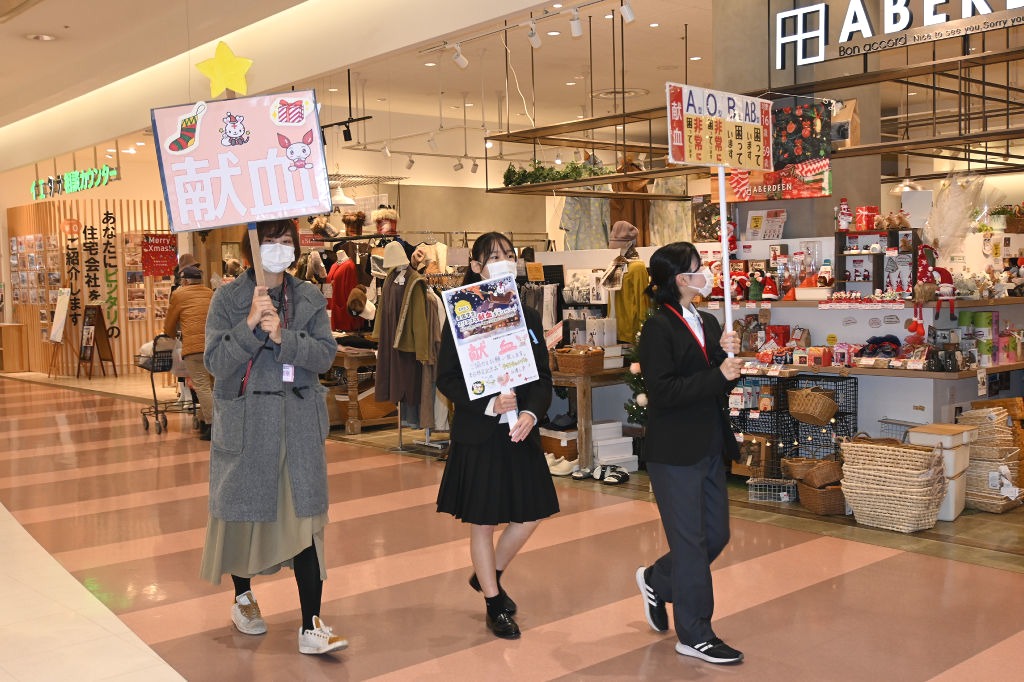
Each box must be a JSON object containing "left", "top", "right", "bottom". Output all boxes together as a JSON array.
[
  {"left": 298, "top": 615, "right": 349, "bottom": 654},
  {"left": 231, "top": 591, "right": 267, "bottom": 635}
]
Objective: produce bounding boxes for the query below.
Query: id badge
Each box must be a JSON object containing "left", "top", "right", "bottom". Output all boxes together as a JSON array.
[{"left": 282, "top": 364, "right": 295, "bottom": 383}]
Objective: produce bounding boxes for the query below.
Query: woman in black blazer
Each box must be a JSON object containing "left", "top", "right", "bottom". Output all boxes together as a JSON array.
[
  {"left": 633, "top": 242, "right": 745, "bottom": 665},
  {"left": 436, "top": 232, "right": 557, "bottom": 641}
]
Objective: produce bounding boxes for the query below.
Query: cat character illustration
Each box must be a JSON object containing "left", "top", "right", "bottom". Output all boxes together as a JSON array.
[
  {"left": 277, "top": 130, "right": 315, "bottom": 171},
  {"left": 220, "top": 113, "right": 249, "bottom": 146}
]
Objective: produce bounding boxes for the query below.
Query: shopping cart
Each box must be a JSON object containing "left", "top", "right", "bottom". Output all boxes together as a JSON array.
[{"left": 134, "top": 334, "right": 196, "bottom": 434}]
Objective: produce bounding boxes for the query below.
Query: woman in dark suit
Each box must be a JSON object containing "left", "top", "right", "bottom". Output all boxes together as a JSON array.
[
  {"left": 633, "top": 242, "right": 745, "bottom": 665},
  {"left": 435, "top": 232, "right": 557, "bottom": 640}
]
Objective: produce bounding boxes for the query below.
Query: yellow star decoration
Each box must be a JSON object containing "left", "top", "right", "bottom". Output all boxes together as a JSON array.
[{"left": 196, "top": 41, "right": 253, "bottom": 98}]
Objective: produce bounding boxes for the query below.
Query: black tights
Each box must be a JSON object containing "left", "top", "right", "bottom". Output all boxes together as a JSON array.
[{"left": 231, "top": 542, "right": 322, "bottom": 632}]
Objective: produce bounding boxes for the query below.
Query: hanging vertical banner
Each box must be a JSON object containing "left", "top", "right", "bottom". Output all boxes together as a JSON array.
[
  {"left": 62, "top": 219, "right": 83, "bottom": 327},
  {"left": 141, "top": 234, "right": 178, "bottom": 276},
  {"left": 100, "top": 210, "right": 121, "bottom": 338},
  {"left": 666, "top": 83, "right": 773, "bottom": 172},
  {"left": 150, "top": 89, "right": 332, "bottom": 232},
  {"left": 81, "top": 222, "right": 102, "bottom": 307}
]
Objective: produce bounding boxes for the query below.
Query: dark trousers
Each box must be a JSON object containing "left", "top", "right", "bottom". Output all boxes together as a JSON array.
[{"left": 646, "top": 454, "right": 730, "bottom": 646}]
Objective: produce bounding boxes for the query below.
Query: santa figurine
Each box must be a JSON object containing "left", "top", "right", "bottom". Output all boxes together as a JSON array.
[
  {"left": 730, "top": 272, "right": 750, "bottom": 301},
  {"left": 708, "top": 261, "right": 726, "bottom": 300},
  {"left": 759, "top": 270, "right": 780, "bottom": 300},
  {"left": 747, "top": 269, "right": 764, "bottom": 301}
]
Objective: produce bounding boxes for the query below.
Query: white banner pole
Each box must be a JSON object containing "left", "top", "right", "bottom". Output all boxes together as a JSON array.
[{"left": 717, "top": 166, "right": 734, "bottom": 357}]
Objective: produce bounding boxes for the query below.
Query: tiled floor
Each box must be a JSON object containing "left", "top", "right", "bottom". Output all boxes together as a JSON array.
[{"left": 2, "top": 372, "right": 1024, "bottom": 680}]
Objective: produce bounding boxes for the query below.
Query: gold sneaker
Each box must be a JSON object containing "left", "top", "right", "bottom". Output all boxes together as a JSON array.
[{"left": 231, "top": 590, "right": 267, "bottom": 635}]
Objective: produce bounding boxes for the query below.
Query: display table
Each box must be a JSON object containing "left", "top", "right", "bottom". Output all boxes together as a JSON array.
[
  {"left": 332, "top": 348, "right": 398, "bottom": 435},
  {"left": 551, "top": 367, "right": 627, "bottom": 470}
]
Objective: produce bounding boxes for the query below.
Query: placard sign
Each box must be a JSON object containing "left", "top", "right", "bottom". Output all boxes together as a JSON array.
[
  {"left": 666, "top": 84, "right": 773, "bottom": 172},
  {"left": 441, "top": 274, "right": 539, "bottom": 401},
  {"left": 151, "top": 89, "right": 331, "bottom": 232}
]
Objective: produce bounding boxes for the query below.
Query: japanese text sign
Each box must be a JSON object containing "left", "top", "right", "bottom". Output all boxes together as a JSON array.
[
  {"left": 151, "top": 90, "right": 331, "bottom": 232},
  {"left": 441, "top": 274, "right": 539, "bottom": 401},
  {"left": 666, "top": 84, "right": 773, "bottom": 172}
]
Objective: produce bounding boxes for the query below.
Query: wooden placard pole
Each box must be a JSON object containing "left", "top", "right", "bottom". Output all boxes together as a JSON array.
[{"left": 247, "top": 222, "right": 266, "bottom": 288}]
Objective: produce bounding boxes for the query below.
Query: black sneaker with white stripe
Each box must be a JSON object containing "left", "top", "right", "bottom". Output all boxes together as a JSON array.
[
  {"left": 675, "top": 638, "right": 744, "bottom": 664},
  {"left": 634, "top": 566, "right": 668, "bottom": 632}
]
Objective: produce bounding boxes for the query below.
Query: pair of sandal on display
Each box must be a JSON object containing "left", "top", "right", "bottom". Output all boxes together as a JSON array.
[{"left": 570, "top": 463, "right": 631, "bottom": 485}]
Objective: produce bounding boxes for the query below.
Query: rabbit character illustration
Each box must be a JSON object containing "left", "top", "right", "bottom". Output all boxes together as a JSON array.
[
  {"left": 220, "top": 113, "right": 249, "bottom": 146},
  {"left": 278, "top": 130, "right": 315, "bottom": 171}
]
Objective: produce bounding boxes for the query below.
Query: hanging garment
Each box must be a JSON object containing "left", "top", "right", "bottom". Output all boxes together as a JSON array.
[
  {"left": 560, "top": 195, "right": 611, "bottom": 250},
  {"left": 649, "top": 177, "right": 693, "bottom": 247},
  {"left": 327, "top": 257, "right": 362, "bottom": 332},
  {"left": 615, "top": 260, "right": 651, "bottom": 344}
]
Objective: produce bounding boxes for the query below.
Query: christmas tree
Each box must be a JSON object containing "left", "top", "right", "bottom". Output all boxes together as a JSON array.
[{"left": 623, "top": 329, "right": 648, "bottom": 425}]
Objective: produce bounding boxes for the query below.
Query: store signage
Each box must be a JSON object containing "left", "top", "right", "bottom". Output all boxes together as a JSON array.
[
  {"left": 30, "top": 164, "right": 119, "bottom": 200},
  {"left": 141, "top": 234, "right": 178, "bottom": 277},
  {"left": 776, "top": 1, "right": 1024, "bottom": 69},
  {"left": 151, "top": 89, "right": 331, "bottom": 233},
  {"left": 666, "top": 83, "right": 773, "bottom": 172}
]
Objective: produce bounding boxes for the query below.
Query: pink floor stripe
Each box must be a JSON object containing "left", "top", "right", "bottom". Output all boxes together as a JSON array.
[
  {"left": 53, "top": 484, "right": 443, "bottom": 572},
  {"left": 3, "top": 450, "right": 210, "bottom": 493},
  {"left": 0, "top": 433, "right": 193, "bottom": 460},
  {"left": 12, "top": 453, "right": 413, "bottom": 524},
  {"left": 369, "top": 536, "right": 903, "bottom": 681},
  {"left": 119, "top": 498, "right": 650, "bottom": 645},
  {"left": 0, "top": 415, "right": 141, "bottom": 440},
  {"left": 927, "top": 630, "right": 1024, "bottom": 680}
]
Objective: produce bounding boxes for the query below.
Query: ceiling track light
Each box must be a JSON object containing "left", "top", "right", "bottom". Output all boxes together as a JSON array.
[
  {"left": 427, "top": 133, "right": 438, "bottom": 152},
  {"left": 406, "top": 155, "right": 416, "bottom": 170},
  {"left": 382, "top": 144, "right": 391, "bottom": 158},
  {"left": 453, "top": 158, "right": 464, "bottom": 171},
  {"left": 527, "top": 20, "right": 542, "bottom": 48},
  {"left": 452, "top": 43, "right": 469, "bottom": 69},
  {"left": 570, "top": 8, "right": 583, "bottom": 37},
  {"left": 342, "top": 124, "right": 352, "bottom": 142},
  {"left": 470, "top": 159, "right": 479, "bottom": 173},
  {"left": 554, "top": 152, "right": 563, "bottom": 165},
  {"left": 331, "top": 185, "right": 355, "bottom": 206},
  {"left": 620, "top": 0, "right": 635, "bottom": 23}
]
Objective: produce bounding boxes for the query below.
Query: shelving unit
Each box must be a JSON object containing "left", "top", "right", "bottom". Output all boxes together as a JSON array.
[{"left": 833, "top": 228, "right": 920, "bottom": 294}]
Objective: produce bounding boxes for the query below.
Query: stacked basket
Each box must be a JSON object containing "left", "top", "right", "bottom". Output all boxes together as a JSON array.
[
  {"left": 840, "top": 438, "right": 947, "bottom": 533},
  {"left": 781, "top": 457, "right": 846, "bottom": 515},
  {"left": 958, "top": 407, "right": 1024, "bottom": 513}
]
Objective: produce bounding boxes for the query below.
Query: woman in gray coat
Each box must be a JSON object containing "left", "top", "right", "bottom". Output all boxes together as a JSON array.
[{"left": 199, "top": 218, "right": 347, "bottom": 655}]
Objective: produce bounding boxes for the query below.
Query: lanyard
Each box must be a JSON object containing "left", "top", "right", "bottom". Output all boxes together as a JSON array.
[{"left": 665, "top": 304, "right": 709, "bottom": 366}]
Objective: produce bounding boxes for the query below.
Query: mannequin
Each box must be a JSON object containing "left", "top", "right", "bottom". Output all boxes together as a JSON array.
[
  {"left": 328, "top": 246, "right": 361, "bottom": 331},
  {"left": 609, "top": 221, "right": 651, "bottom": 343}
]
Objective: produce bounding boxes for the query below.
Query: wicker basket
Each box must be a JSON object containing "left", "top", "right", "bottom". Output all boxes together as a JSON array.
[
  {"left": 796, "top": 482, "right": 847, "bottom": 515},
  {"left": 802, "top": 460, "right": 844, "bottom": 488},
  {"left": 781, "top": 457, "right": 821, "bottom": 480},
  {"left": 553, "top": 346, "right": 604, "bottom": 374},
  {"left": 841, "top": 479, "right": 946, "bottom": 533},
  {"left": 840, "top": 438, "right": 939, "bottom": 471},
  {"left": 788, "top": 387, "right": 838, "bottom": 426}
]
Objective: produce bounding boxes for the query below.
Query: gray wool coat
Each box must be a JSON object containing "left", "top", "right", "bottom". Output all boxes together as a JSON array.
[{"left": 204, "top": 270, "right": 336, "bottom": 523}]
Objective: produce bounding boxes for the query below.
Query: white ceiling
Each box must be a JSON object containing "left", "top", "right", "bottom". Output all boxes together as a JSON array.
[{"left": 0, "top": 0, "right": 716, "bottom": 172}]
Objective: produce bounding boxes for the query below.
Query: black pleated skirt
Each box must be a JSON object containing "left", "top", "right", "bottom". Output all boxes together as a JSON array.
[{"left": 436, "top": 435, "right": 559, "bottom": 525}]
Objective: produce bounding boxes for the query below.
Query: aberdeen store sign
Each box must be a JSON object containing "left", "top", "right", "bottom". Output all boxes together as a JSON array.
[{"left": 776, "top": 1, "right": 1024, "bottom": 69}]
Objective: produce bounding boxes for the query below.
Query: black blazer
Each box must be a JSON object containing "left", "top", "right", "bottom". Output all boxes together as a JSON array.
[
  {"left": 638, "top": 304, "right": 740, "bottom": 466},
  {"left": 437, "top": 306, "right": 552, "bottom": 447}
]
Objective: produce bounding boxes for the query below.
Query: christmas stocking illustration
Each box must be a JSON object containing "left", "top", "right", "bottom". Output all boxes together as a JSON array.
[{"left": 166, "top": 102, "right": 207, "bottom": 152}]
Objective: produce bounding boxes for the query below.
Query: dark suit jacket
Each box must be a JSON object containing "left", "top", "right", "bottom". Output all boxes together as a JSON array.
[
  {"left": 638, "top": 304, "right": 740, "bottom": 466},
  {"left": 437, "top": 306, "right": 552, "bottom": 447}
]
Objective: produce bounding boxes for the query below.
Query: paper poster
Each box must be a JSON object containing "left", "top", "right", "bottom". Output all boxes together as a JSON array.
[
  {"left": 151, "top": 89, "right": 331, "bottom": 232},
  {"left": 141, "top": 234, "right": 178, "bottom": 276},
  {"left": 747, "top": 209, "right": 788, "bottom": 240},
  {"left": 441, "top": 274, "right": 539, "bottom": 401}
]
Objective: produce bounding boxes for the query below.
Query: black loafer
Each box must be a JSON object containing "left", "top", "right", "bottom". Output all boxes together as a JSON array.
[
  {"left": 486, "top": 611, "right": 521, "bottom": 639},
  {"left": 469, "top": 574, "right": 517, "bottom": 615}
]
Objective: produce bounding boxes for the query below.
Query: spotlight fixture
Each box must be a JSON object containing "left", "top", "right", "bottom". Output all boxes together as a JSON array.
[
  {"left": 342, "top": 124, "right": 352, "bottom": 142},
  {"left": 485, "top": 139, "right": 494, "bottom": 149},
  {"left": 570, "top": 8, "right": 583, "bottom": 37},
  {"left": 406, "top": 155, "right": 416, "bottom": 170},
  {"left": 452, "top": 43, "right": 469, "bottom": 69},
  {"left": 554, "top": 152, "right": 563, "bottom": 165},
  {"left": 470, "top": 159, "right": 479, "bottom": 173},
  {"left": 527, "top": 20, "right": 542, "bottom": 48},
  {"left": 382, "top": 144, "right": 391, "bottom": 158},
  {"left": 427, "top": 134, "right": 438, "bottom": 152},
  {"left": 453, "top": 158, "right": 464, "bottom": 171},
  {"left": 620, "top": 0, "right": 635, "bottom": 23}
]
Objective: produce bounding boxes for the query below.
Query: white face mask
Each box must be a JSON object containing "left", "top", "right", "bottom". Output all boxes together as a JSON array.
[
  {"left": 683, "top": 266, "right": 714, "bottom": 297},
  {"left": 260, "top": 243, "right": 295, "bottom": 273},
  {"left": 483, "top": 259, "right": 517, "bottom": 279}
]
